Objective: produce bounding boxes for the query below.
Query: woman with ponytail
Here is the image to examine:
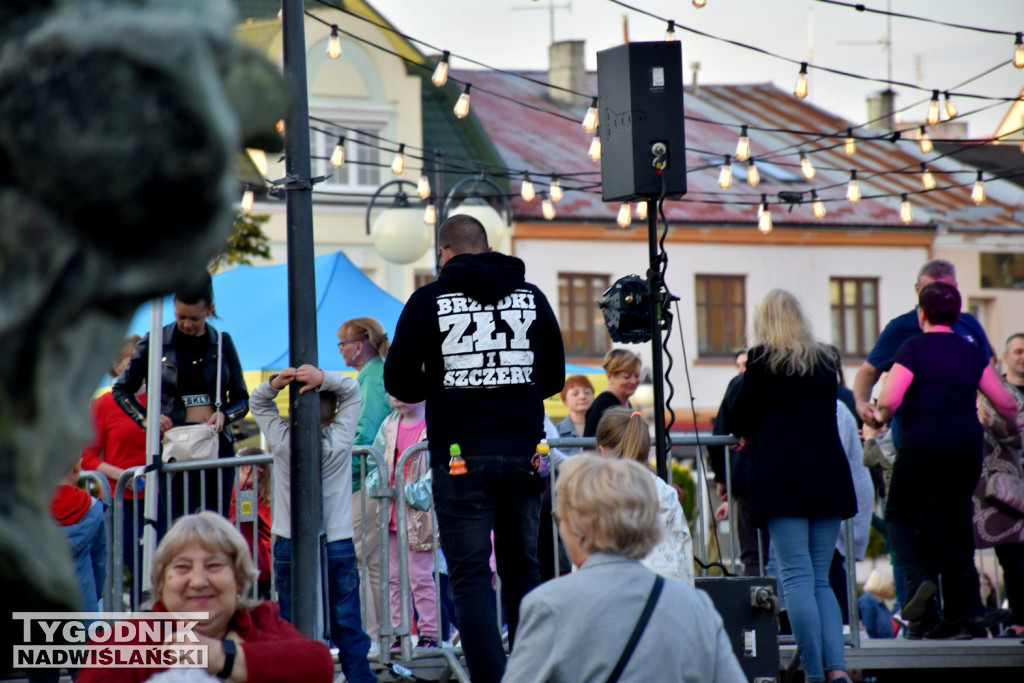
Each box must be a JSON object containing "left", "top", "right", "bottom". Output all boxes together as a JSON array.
[{"left": 594, "top": 407, "right": 694, "bottom": 585}]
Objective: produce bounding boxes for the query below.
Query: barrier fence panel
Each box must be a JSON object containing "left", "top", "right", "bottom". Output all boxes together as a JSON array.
[{"left": 77, "top": 470, "right": 113, "bottom": 610}]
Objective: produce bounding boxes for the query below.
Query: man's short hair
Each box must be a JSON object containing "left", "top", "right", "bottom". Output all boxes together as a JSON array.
[
  {"left": 438, "top": 214, "right": 488, "bottom": 256},
  {"left": 1005, "top": 333, "right": 1024, "bottom": 350},
  {"left": 917, "top": 259, "right": 956, "bottom": 284}
]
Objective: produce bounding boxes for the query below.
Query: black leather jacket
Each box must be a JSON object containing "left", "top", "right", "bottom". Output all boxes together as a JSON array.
[{"left": 112, "top": 323, "right": 249, "bottom": 441}]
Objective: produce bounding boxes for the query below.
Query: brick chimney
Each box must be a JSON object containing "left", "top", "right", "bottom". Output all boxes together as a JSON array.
[{"left": 548, "top": 40, "right": 588, "bottom": 108}]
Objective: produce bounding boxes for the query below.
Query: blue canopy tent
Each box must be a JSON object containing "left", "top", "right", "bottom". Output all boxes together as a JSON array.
[{"left": 125, "top": 251, "right": 404, "bottom": 373}]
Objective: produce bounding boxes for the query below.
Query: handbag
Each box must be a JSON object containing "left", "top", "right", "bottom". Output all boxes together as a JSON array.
[
  {"left": 161, "top": 332, "right": 223, "bottom": 463},
  {"left": 606, "top": 574, "right": 664, "bottom": 683}
]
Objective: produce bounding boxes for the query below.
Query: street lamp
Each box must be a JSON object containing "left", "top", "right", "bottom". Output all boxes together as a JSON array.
[
  {"left": 440, "top": 174, "right": 511, "bottom": 256},
  {"left": 364, "top": 180, "right": 433, "bottom": 264}
]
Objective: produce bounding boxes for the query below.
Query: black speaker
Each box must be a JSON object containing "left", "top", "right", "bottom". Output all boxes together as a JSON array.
[{"left": 596, "top": 41, "right": 687, "bottom": 202}]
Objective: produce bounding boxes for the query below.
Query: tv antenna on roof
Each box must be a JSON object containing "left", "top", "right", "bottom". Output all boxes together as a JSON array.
[{"left": 511, "top": 0, "right": 573, "bottom": 46}]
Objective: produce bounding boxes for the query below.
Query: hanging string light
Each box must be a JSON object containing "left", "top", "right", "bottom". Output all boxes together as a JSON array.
[
  {"left": 423, "top": 198, "right": 437, "bottom": 225},
  {"left": 927, "top": 90, "right": 941, "bottom": 126},
  {"left": 240, "top": 187, "right": 254, "bottom": 214},
  {"left": 391, "top": 144, "right": 406, "bottom": 174},
  {"left": 757, "top": 195, "right": 773, "bottom": 234},
  {"left": 920, "top": 162, "right": 936, "bottom": 191},
  {"left": 617, "top": 203, "right": 632, "bottom": 228},
  {"left": 453, "top": 84, "right": 472, "bottom": 119},
  {"left": 276, "top": 119, "right": 285, "bottom": 134},
  {"left": 847, "top": 170, "right": 861, "bottom": 203},
  {"left": 327, "top": 25, "right": 342, "bottom": 59},
  {"left": 665, "top": 20, "right": 676, "bottom": 42},
  {"left": 943, "top": 91, "right": 958, "bottom": 119},
  {"left": 899, "top": 194, "right": 913, "bottom": 224},
  {"left": 520, "top": 172, "right": 536, "bottom": 202},
  {"left": 549, "top": 176, "right": 563, "bottom": 202},
  {"left": 541, "top": 194, "right": 556, "bottom": 220},
  {"left": 635, "top": 201, "right": 648, "bottom": 220},
  {"left": 844, "top": 128, "right": 856, "bottom": 156},
  {"left": 919, "top": 127, "right": 933, "bottom": 154},
  {"left": 330, "top": 136, "right": 346, "bottom": 167},
  {"left": 747, "top": 159, "right": 760, "bottom": 187},
  {"left": 811, "top": 189, "right": 826, "bottom": 219},
  {"left": 693, "top": 0, "right": 708, "bottom": 7},
  {"left": 588, "top": 128, "right": 602, "bottom": 162},
  {"left": 735, "top": 125, "right": 750, "bottom": 162},
  {"left": 417, "top": 173, "right": 431, "bottom": 199},
  {"left": 1015, "top": 32, "right": 1024, "bottom": 69},
  {"left": 432, "top": 51, "right": 450, "bottom": 87},
  {"left": 799, "top": 152, "right": 815, "bottom": 179},
  {"left": 793, "top": 62, "right": 809, "bottom": 100},
  {"left": 582, "top": 97, "right": 599, "bottom": 134},
  {"left": 972, "top": 171, "right": 986, "bottom": 205},
  {"left": 718, "top": 155, "right": 733, "bottom": 189}
]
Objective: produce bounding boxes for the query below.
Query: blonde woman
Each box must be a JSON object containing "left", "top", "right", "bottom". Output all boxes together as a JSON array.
[
  {"left": 595, "top": 406, "right": 694, "bottom": 585},
  {"left": 730, "top": 289, "right": 856, "bottom": 683},
  {"left": 583, "top": 349, "right": 641, "bottom": 437}
]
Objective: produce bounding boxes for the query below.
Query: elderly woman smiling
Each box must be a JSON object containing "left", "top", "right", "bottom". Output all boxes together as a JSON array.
[
  {"left": 503, "top": 456, "right": 745, "bottom": 683},
  {"left": 78, "top": 512, "right": 334, "bottom": 683}
]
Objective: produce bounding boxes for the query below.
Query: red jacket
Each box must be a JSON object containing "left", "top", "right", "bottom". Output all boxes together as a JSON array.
[
  {"left": 80, "top": 392, "right": 148, "bottom": 499},
  {"left": 76, "top": 601, "right": 334, "bottom": 683}
]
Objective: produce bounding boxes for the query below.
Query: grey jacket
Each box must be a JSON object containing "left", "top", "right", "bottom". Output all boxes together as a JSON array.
[{"left": 503, "top": 553, "right": 746, "bottom": 683}]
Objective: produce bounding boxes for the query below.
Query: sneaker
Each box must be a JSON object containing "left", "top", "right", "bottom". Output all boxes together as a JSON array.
[
  {"left": 390, "top": 637, "right": 402, "bottom": 653},
  {"left": 924, "top": 619, "right": 972, "bottom": 640},
  {"left": 901, "top": 580, "right": 937, "bottom": 621},
  {"left": 416, "top": 636, "right": 439, "bottom": 649},
  {"left": 968, "top": 607, "right": 1011, "bottom": 631},
  {"left": 367, "top": 641, "right": 380, "bottom": 658}
]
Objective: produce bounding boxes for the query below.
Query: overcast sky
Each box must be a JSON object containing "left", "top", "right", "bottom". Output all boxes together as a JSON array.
[{"left": 370, "top": 0, "right": 1022, "bottom": 139}]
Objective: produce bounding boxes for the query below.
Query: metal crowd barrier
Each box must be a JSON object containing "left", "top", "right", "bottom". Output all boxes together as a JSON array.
[{"left": 77, "top": 470, "right": 113, "bottom": 610}]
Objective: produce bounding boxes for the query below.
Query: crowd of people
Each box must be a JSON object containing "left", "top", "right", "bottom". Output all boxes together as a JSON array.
[{"left": 50, "top": 230, "right": 1024, "bottom": 683}]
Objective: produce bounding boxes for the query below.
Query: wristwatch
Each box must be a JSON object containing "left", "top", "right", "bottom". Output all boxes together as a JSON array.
[{"left": 217, "top": 638, "right": 236, "bottom": 680}]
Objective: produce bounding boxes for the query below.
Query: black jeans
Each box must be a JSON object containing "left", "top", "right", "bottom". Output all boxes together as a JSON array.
[{"left": 432, "top": 456, "right": 546, "bottom": 683}]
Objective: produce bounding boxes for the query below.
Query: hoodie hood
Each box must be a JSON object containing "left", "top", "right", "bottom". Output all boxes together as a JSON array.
[{"left": 439, "top": 252, "right": 525, "bottom": 305}]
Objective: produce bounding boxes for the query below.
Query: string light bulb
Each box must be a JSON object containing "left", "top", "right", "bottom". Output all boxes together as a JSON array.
[
  {"left": 718, "top": 155, "right": 733, "bottom": 189},
  {"left": 794, "top": 62, "right": 809, "bottom": 100},
  {"left": 919, "top": 127, "right": 933, "bottom": 154},
  {"left": 747, "top": 159, "right": 760, "bottom": 187},
  {"left": 541, "top": 194, "right": 556, "bottom": 220},
  {"left": 520, "top": 173, "right": 536, "bottom": 202},
  {"left": 240, "top": 188, "right": 254, "bottom": 214},
  {"left": 432, "top": 51, "right": 450, "bottom": 87},
  {"left": 811, "top": 190, "right": 826, "bottom": 219},
  {"left": 423, "top": 199, "right": 437, "bottom": 225},
  {"left": 943, "top": 91, "right": 957, "bottom": 119},
  {"left": 582, "top": 97, "right": 598, "bottom": 133},
  {"left": 453, "top": 84, "right": 472, "bottom": 119},
  {"left": 549, "top": 176, "right": 563, "bottom": 202},
  {"left": 927, "top": 90, "right": 941, "bottom": 126},
  {"left": 391, "top": 144, "right": 406, "bottom": 175},
  {"left": 693, "top": 0, "right": 708, "bottom": 6},
  {"left": 846, "top": 170, "right": 861, "bottom": 204},
  {"left": 635, "top": 201, "right": 648, "bottom": 220},
  {"left": 617, "top": 203, "right": 632, "bottom": 228},
  {"left": 588, "top": 128, "right": 602, "bottom": 162},
  {"left": 665, "top": 20, "right": 676, "bottom": 42},
  {"left": 844, "top": 128, "right": 856, "bottom": 156},
  {"left": 920, "top": 162, "right": 936, "bottom": 191},
  {"left": 972, "top": 171, "right": 986, "bottom": 205},
  {"left": 900, "top": 194, "right": 913, "bottom": 224},
  {"left": 330, "top": 137, "right": 346, "bottom": 167},
  {"left": 799, "top": 152, "right": 815, "bottom": 179},
  {"left": 417, "top": 173, "right": 431, "bottom": 200},
  {"left": 327, "top": 26, "right": 342, "bottom": 59},
  {"left": 735, "top": 125, "right": 750, "bottom": 162},
  {"left": 276, "top": 119, "right": 285, "bottom": 134},
  {"left": 1015, "top": 32, "right": 1024, "bottom": 69},
  {"left": 758, "top": 195, "right": 773, "bottom": 234}
]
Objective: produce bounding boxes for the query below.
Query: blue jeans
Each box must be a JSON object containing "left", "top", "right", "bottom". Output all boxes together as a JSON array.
[
  {"left": 432, "top": 457, "right": 546, "bottom": 683},
  {"left": 273, "top": 537, "right": 375, "bottom": 683},
  {"left": 766, "top": 517, "right": 845, "bottom": 682}
]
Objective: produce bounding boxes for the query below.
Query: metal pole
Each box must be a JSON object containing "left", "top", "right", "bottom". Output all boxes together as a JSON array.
[
  {"left": 433, "top": 149, "right": 444, "bottom": 275},
  {"left": 281, "top": 0, "right": 324, "bottom": 640},
  {"left": 646, "top": 199, "right": 669, "bottom": 479},
  {"left": 141, "top": 300, "right": 163, "bottom": 595}
]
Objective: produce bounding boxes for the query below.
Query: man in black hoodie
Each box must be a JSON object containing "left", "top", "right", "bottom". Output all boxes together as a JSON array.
[{"left": 384, "top": 215, "right": 565, "bottom": 682}]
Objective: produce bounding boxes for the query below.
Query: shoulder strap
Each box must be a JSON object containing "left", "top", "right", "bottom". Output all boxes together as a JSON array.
[
  {"left": 215, "top": 331, "right": 223, "bottom": 411},
  {"left": 606, "top": 575, "right": 664, "bottom": 683}
]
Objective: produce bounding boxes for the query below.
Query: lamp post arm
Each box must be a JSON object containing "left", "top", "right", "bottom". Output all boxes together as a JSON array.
[
  {"left": 365, "top": 179, "right": 418, "bottom": 235},
  {"left": 440, "top": 175, "right": 511, "bottom": 226}
]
